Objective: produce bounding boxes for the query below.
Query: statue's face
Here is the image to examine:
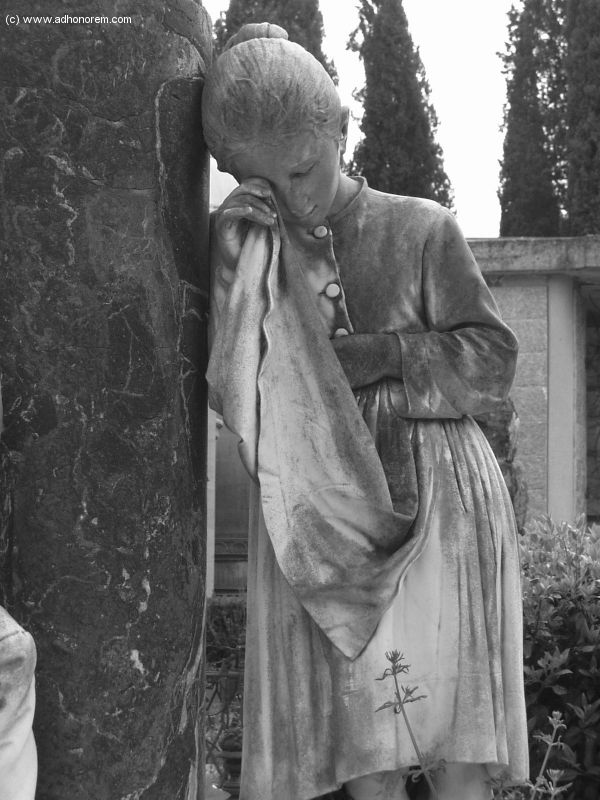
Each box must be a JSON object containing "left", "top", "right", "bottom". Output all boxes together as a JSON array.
[{"left": 230, "top": 128, "right": 345, "bottom": 228}]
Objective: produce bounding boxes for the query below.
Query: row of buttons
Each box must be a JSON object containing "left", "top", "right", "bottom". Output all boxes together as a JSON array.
[{"left": 310, "top": 224, "right": 348, "bottom": 338}]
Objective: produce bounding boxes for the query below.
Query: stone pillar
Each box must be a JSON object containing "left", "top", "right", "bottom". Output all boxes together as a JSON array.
[
  {"left": 0, "top": 2, "right": 212, "bottom": 797},
  {"left": 547, "top": 275, "right": 587, "bottom": 522}
]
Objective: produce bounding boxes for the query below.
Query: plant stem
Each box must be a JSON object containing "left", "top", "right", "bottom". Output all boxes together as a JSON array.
[
  {"left": 392, "top": 670, "right": 440, "bottom": 800},
  {"left": 529, "top": 725, "right": 559, "bottom": 800}
]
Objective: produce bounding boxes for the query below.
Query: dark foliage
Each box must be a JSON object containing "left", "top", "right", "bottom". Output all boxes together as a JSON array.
[
  {"left": 347, "top": 0, "right": 453, "bottom": 208},
  {"left": 565, "top": 0, "right": 600, "bottom": 235},
  {"left": 500, "top": 0, "right": 600, "bottom": 236},
  {"left": 499, "top": 1, "right": 561, "bottom": 236},
  {"left": 519, "top": 517, "right": 600, "bottom": 799},
  {"left": 206, "top": 593, "right": 246, "bottom": 670}
]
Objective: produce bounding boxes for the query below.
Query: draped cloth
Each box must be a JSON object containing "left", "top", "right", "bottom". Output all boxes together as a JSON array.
[{"left": 207, "top": 218, "right": 436, "bottom": 659}]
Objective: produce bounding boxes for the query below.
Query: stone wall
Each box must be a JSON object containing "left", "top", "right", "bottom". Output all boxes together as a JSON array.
[
  {"left": 0, "top": 2, "right": 212, "bottom": 797},
  {"left": 473, "top": 235, "right": 600, "bottom": 524},
  {"left": 490, "top": 277, "right": 549, "bottom": 518}
]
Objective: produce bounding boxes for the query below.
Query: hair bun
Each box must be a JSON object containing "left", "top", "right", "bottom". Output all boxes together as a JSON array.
[{"left": 224, "top": 22, "right": 289, "bottom": 51}]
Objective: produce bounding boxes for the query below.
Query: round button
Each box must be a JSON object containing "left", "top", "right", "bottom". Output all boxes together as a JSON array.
[
  {"left": 334, "top": 327, "right": 349, "bottom": 337},
  {"left": 325, "top": 282, "right": 341, "bottom": 299},
  {"left": 313, "top": 224, "right": 329, "bottom": 239}
]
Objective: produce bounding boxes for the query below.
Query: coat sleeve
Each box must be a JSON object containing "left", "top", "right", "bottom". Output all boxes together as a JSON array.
[{"left": 392, "top": 207, "right": 518, "bottom": 418}]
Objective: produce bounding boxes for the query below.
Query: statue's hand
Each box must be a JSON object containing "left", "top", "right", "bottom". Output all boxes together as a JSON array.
[
  {"left": 214, "top": 177, "right": 277, "bottom": 271},
  {"left": 332, "top": 333, "right": 402, "bottom": 389}
]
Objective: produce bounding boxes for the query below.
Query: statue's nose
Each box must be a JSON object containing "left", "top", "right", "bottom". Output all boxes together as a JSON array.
[{"left": 282, "top": 185, "right": 312, "bottom": 218}]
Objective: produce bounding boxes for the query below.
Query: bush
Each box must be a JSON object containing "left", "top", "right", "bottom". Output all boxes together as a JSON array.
[
  {"left": 205, "top": 594, "right": 247, "bottom": 785},
  {"left": 519, "top": 515, "right": 600, "bottom": 799},
  {"left": 206, "top": 593, "right": 246, "bottom": 671}
]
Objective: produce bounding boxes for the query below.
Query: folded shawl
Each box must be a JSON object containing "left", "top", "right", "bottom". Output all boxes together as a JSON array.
[{"left": 207, "top": 217, "right": 436, "bottom": 659}]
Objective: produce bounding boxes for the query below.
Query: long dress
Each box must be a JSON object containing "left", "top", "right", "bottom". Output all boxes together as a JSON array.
[{"left": 208, "top": 178, "right": 529, "bottom": 800}]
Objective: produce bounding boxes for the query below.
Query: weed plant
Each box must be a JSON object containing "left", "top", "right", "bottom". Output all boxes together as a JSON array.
[{"left": 376, "top": 650, "right": 444, "bottom": 798}]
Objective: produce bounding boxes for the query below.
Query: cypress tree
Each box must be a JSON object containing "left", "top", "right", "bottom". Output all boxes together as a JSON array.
[
  {"left": 498, "top": 0, "right": 600, "bottom": 235},
  {"left": 565, "top": 0, "right": 600, "bottom": 234},
  {"left": 499, "top": 1, "right": 561, "bottom": 236},
  {"left": 536, "top": 0, "right": 568, "bottom": 216},
  {"left": 214, "top": 0, "right": 336, "bottom": 81},
  {"left": 348, "top": 0, "right": 452, "bottom": 207}
]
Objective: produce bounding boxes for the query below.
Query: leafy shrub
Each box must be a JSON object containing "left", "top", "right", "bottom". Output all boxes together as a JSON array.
[
  {"left": 206, "top": 593, "right": 246, "bottom": 671},
  {"left": 519, "top": 515, "right": 600, "bottom": 799},
  {"left": 205, "top": 594, "right": 247, "bottom": 783}
]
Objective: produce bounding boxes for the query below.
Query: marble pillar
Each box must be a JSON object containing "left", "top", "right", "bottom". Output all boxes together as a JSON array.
[{"left": 0, "top": 2, "right": 212, "bottom": 797}]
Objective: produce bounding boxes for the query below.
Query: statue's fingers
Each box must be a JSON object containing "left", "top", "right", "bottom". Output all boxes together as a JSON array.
[{"left": 219, "top": 204, "right": 276, "bottom": 228}]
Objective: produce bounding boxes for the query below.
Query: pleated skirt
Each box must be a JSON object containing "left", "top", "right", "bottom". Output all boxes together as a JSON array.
[{"left": 239, "top": 416, "right": 528, "bottom": 800}]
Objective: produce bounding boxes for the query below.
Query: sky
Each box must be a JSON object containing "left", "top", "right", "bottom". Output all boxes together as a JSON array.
[{"left": 201, "top": 0, "right": 517, "bottom": 238}]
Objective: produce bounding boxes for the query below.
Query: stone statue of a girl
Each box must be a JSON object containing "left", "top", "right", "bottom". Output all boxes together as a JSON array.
[{"left": 203, "top": 23, "right": 528, "bottom": 800}]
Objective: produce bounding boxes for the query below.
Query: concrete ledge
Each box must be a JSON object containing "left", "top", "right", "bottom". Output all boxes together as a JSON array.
[{"left": 468, "top": 235, "right": 600, "bottom": 276}]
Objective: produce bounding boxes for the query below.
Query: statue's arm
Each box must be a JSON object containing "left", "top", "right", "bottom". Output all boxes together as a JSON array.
[
  {"left": 392, "top": 207, "right": 518, "bottom": 418},
  {"left": 331, "top": 332, "right": 402, "bottom": 390},
  {"left": 332, "top": 207, "right": 517, "bottom": 416}
]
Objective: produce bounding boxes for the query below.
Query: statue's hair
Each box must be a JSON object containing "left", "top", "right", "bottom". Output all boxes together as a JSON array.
[{"left": 202, "top": 23, "right": 341, "bottom": 171}]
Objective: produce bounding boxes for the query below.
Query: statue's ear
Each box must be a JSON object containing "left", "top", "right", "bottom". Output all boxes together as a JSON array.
[{"left": 339, "top": 106, "right": 350, "bottom": 156}]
